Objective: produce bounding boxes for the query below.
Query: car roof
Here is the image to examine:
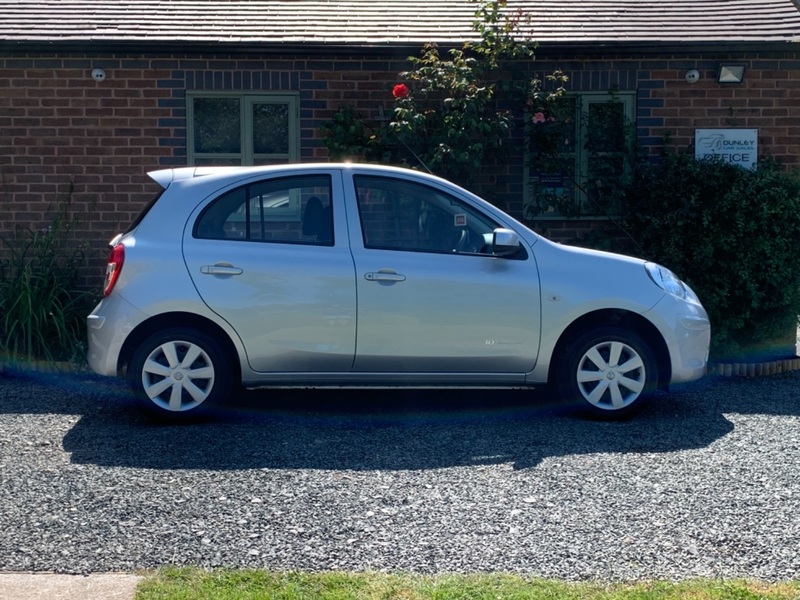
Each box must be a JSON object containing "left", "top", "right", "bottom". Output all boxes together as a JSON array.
[{"left": 147, "top": 163, "right": 437, "bottom": 190}]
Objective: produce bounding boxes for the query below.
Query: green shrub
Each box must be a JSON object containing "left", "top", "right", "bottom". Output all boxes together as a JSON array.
[
  {"left": 318, "top": 105, "right": 391, "bottom": 163},
  {"left": 622, "top": 153, "right": 800, "bottom": 361},
  {"left": 0, "top": 194, "right": 95, "bottom": 365}
]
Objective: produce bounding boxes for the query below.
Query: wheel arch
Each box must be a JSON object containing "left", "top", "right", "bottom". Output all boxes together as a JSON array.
[
  {"left": 549, "top": 309, "right": 671, "bottom": 390},
  {"left": 117, "top": 312, "right": 242, "bottom": 383}
]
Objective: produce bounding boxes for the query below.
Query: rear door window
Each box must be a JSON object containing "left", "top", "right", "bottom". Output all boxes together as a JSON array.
[{"left": 194, "top": 175, "right": 333, "bottom": 245}]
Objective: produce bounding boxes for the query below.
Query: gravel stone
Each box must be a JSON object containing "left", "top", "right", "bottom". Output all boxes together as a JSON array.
[{"left": 0, "top": 369, "right": 798, "bottom": 581}]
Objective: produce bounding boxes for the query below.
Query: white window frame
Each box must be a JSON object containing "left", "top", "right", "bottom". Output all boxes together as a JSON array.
[{"left": 187, "top": 92, "right": 300, "bottom": 166}]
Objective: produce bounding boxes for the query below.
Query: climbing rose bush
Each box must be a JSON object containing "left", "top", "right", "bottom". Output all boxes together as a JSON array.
[
  {"left": 388, "top": 0, "right": 567, "bottom": 189},
  {"left": 392, "top": 84, "right": 410, "bottom": 99}
]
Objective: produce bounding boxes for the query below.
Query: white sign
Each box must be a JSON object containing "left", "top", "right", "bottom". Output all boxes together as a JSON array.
[{"left": 695, "top": 129, "right": 758, "bottom": 169}]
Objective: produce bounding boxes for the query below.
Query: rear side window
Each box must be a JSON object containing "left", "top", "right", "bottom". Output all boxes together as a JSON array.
[{"left": 194, "top": 175, "right": 333, "bottom": 245}]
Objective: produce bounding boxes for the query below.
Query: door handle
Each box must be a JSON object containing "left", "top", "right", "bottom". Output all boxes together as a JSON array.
[
  {"left": 365, "top": 270, "right": 406, "bottom": 283},
  {"left": 200, "top": 263, "right": 243, "bottom": 276}
]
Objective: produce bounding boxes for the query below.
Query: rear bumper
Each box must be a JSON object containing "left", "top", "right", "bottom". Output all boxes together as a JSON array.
[{"left": 86, "top": 295, "right": 149, "bottom": 377}]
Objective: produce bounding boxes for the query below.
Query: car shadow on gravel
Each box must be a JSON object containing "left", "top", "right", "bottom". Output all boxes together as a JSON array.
[{"left": 2, "top": 369, "right": 799, "bottom": 471}]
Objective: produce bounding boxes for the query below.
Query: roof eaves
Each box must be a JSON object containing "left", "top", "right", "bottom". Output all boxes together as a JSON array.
[{"left": 3, "top": 38, "right": 800, "bottom": 57}]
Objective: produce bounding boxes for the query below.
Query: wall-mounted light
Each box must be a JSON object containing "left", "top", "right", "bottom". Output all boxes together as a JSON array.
[{"left": 717, "top": 64, "right": 745, "bottom": 84}]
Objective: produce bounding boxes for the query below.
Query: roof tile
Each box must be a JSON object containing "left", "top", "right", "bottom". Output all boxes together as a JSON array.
[{"left": 1, "top": 0, "right": 799, "bottom": 45}]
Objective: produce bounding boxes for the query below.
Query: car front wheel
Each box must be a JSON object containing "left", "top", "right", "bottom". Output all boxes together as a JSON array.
[
  {"left": 556, "top": 326, "right": 658, "bottom": 419},
  {"left": 127, "top": 328, "right": 233, "bottom": 420}
]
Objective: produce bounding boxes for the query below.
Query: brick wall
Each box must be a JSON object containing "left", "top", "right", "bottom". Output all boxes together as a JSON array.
[{"left": 2, "top": 49, "right": 799, "bottom": 285}]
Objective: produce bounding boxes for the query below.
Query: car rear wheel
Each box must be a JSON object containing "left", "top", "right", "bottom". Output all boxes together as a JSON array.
[
  {"left": 127, "top": 328, "right": 233, "bottom": 420},
  {"left": 556, "top": 326, "right": 657, "bottom": 419}
]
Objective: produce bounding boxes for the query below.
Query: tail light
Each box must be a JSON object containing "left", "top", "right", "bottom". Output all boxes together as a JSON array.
[{"left": 103, "top": 243, "right": 125, "bottom": 297}]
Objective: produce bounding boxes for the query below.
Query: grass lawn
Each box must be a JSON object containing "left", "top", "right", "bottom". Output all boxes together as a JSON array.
[{"left": 135, "top": 568, "right": 800, "bottom": 599}]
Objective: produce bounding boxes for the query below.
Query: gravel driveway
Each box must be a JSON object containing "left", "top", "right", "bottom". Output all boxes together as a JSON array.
[{"left": 1, "top": 369, "right": 798, "bottom": 582}]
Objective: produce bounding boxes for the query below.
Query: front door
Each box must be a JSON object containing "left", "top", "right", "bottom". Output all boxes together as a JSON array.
[{"left": 348, "top": 174, "right": 540, "bottom": 374}]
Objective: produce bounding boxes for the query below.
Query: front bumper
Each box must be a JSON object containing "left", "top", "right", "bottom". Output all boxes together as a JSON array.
[{"left": 647, "top": 296, "right": 711, "bottom": 385}]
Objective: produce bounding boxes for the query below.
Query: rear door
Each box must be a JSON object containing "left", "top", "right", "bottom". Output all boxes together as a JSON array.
[{"left": 182, "top": 170, "right": 357, "bottom": 372}]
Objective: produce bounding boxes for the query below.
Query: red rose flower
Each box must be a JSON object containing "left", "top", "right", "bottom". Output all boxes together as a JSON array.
[{"left": 392, "top": 84, "right": 410, "bottom": 99}]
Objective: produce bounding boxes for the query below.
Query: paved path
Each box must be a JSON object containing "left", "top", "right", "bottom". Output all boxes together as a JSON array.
[{"left": 0, "top": 573, "right": 140, "bottom": 599}]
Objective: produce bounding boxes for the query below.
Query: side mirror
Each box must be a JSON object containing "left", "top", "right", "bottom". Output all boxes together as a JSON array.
[{"left": 492, "top": 228, "right": 521, "bottom": 257}]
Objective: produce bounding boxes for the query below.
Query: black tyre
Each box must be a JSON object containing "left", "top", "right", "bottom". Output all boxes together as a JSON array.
[
  {"left": 556, "top": 326, "right": 658, "bottom": 419},
  {"left": 127, "top": 327, "right": 233, "bottom": 420}
]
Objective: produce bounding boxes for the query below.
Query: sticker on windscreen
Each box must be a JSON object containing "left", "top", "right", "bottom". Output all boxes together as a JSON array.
[{"left": 454, "top": 214, "right": 467, "bottom": 227}]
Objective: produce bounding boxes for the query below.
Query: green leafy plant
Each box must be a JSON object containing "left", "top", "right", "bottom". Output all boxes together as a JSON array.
[
  {"left": 622, "top": 153, "right": 800, "bottom": 361},
  {"left": 389, "top": 40, "right": 512, "bottom": 187},
  {"left": 389, "top": 0, "right": 566, "bottom": 188},
  {"left": 319, "top": 0, "right": 568, "bottom": 191},
  {"left": 0, "top": 187, "right": 95, "bottom": 366},
  {"left": 319, "top": 105, "right": 390, "bottom": 163}
]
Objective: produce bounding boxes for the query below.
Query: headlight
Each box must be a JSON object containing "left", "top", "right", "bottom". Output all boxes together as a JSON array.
[{"left": 645, "top": 262, "right": 701, "bottom": 305}]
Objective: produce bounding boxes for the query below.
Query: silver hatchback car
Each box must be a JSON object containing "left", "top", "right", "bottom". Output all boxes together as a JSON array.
[{"left": 87, "top": 163, "right": 710, "bottom": 420}]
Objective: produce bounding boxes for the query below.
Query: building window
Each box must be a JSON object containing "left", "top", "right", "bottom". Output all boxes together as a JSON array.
[
  {"left": 187, "top": 93, "right": 300, "bottom": 166},
  {"left": 524, "top": 92, "right": 636, "bottom": 219}
]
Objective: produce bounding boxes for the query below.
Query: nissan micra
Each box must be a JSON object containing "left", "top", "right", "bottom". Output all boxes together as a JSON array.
[{"left": 87, "top": 163, "right": 710, "bottom": 420}]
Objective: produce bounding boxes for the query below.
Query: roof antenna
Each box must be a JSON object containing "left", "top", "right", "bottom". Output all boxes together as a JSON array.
[
  {"left": 398, "top": 139, "right": 434, "bottom": 176},
  {"left": 378, "top": 104, "right": 434, "bottom": 176}
]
